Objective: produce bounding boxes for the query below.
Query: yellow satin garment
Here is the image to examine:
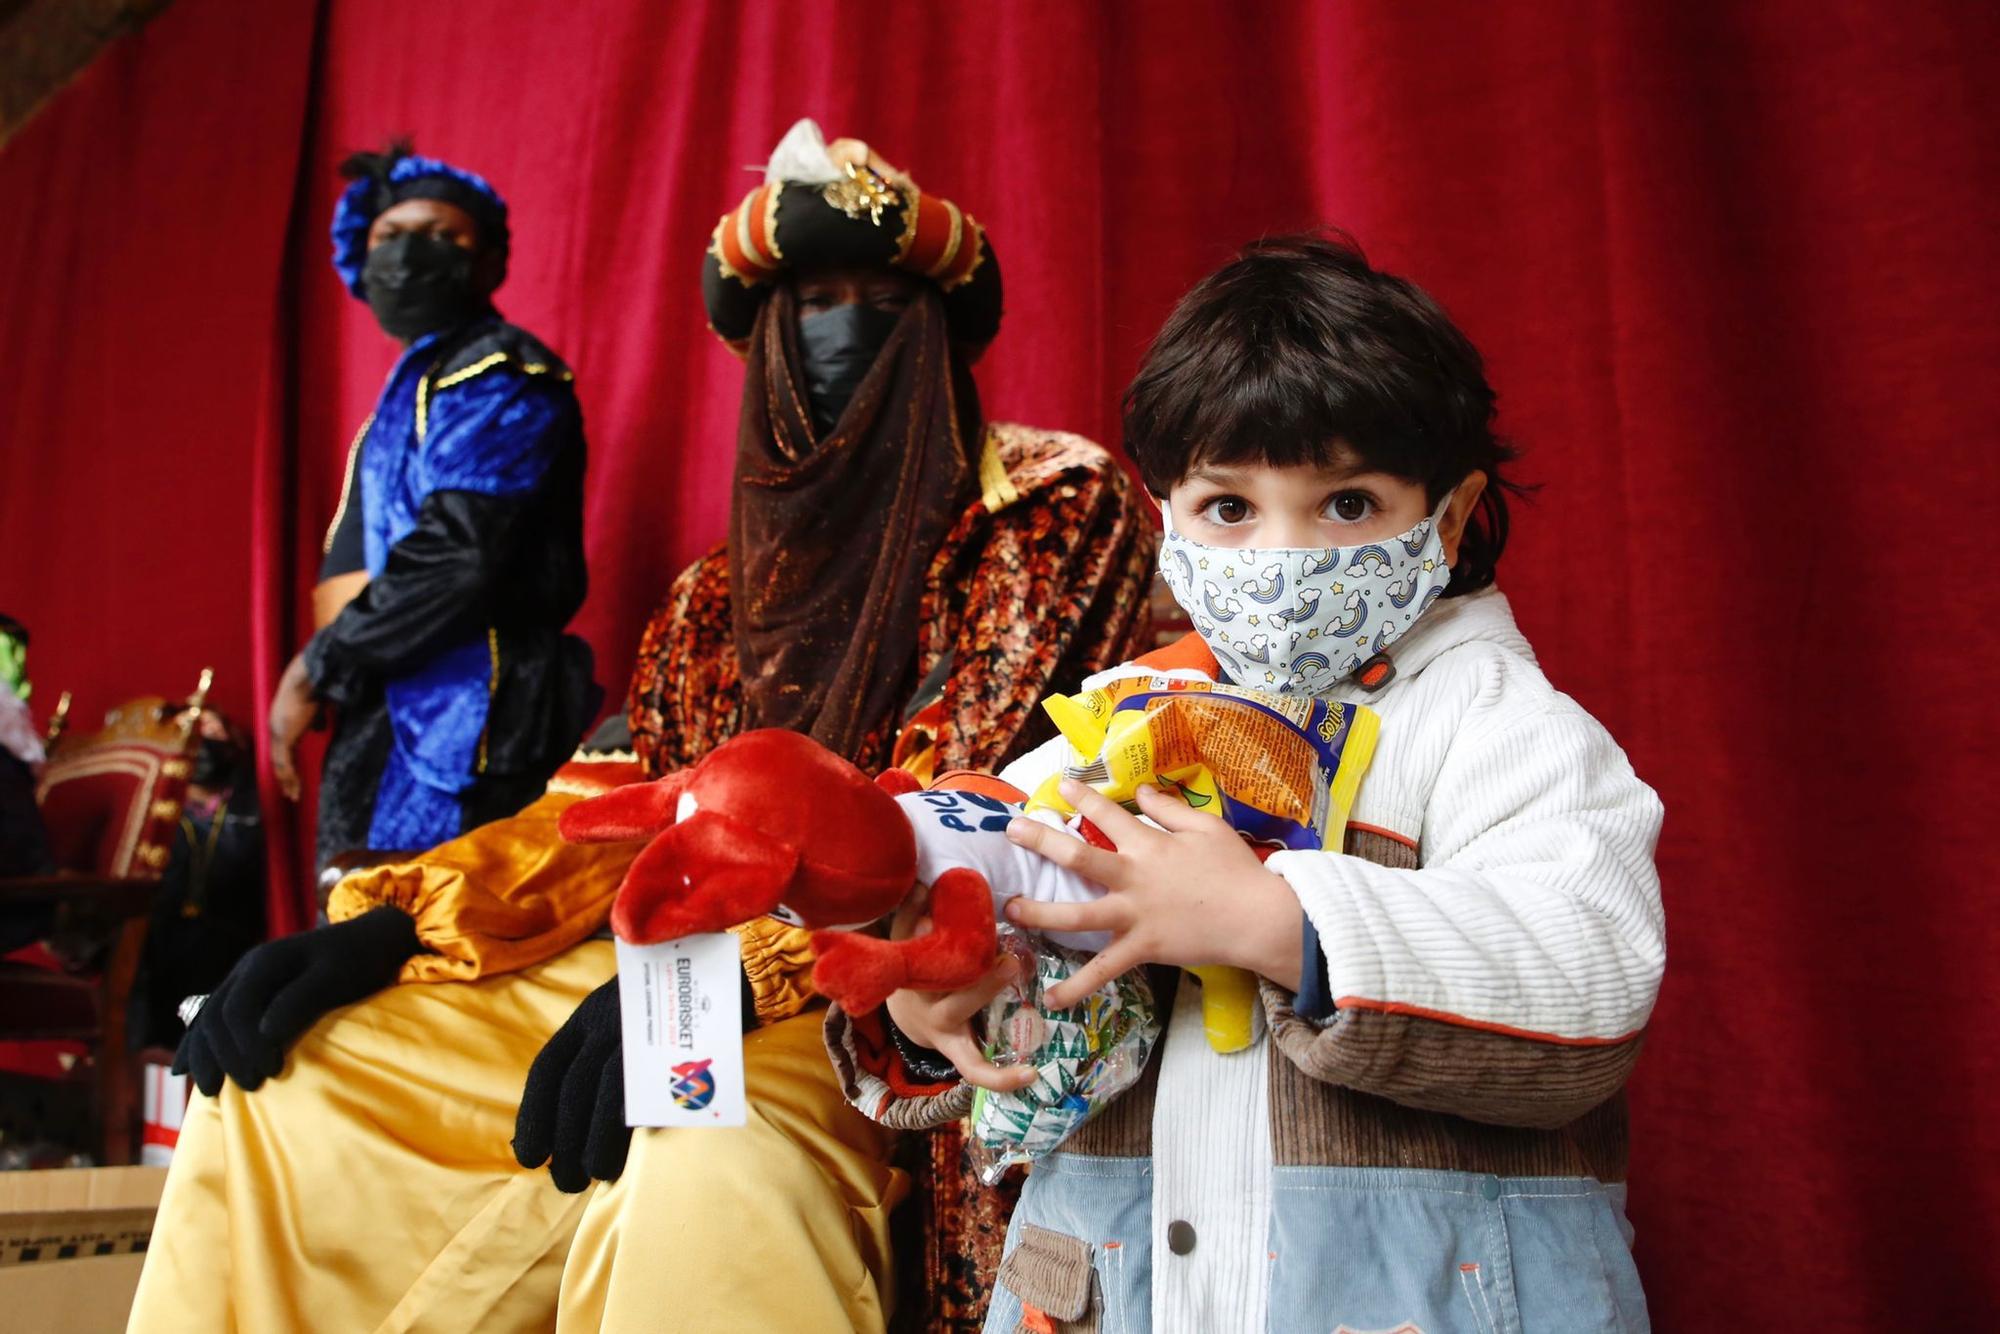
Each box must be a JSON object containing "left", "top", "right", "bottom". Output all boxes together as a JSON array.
[
  {"left": 327, "top": 784, "right": 632, "bottom": 985},
  {"left": 127, "top": 942, "right": 905, "bottom": 1333}
]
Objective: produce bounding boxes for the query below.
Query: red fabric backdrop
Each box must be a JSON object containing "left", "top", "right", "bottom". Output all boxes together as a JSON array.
[{"left": 2, "top": 0, "right": 1995, "bottom": 1324}]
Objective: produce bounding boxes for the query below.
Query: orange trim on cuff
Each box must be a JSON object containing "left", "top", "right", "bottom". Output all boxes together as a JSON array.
[
  {"left": 928, "top": 769, "right": 1028, "bottom": 803},
  {"left": 1344, "top": 821, "right": 1418, "bottom": 850},
  {"left": 1331, "top": 995, "right": 1643, "bottom": 1047}
]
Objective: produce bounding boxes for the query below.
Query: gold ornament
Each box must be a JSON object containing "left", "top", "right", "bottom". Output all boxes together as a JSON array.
[{"left": 822, "top": 163, "right": 900, "bottom": 226}]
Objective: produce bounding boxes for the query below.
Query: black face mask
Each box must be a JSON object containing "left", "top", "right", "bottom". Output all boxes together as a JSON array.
[
  {"left": 362, "top": 233, "right": 484, "bottom": 342},
  {"left": 190, "top": 737, "right": 238, "bottom": 790},
  {"left": 796, "top": 304, "right": 902, "bottom": 436}
]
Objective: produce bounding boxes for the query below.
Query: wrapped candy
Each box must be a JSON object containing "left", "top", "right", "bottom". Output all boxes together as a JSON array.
[{"left": 969, "top": 925, "right": 1159, "bottom": 1181}]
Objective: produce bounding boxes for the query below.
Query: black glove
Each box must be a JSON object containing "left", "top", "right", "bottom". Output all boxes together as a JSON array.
[
  {"left": 512, "top": 978, "right": 627, "bottom": 1194},
  {"left": 514, "top": 967, "right": 760, "bottom": 1193},
  {"left": 172, "top": 905, "right": 421, "bottom": 1096}
]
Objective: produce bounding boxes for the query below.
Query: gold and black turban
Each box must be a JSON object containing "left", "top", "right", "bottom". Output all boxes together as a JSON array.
[{"left": 701, "top": 163, "right": 1002, "bottom": 348}]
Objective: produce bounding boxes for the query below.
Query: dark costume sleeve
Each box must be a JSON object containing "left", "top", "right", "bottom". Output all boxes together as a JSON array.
[{"left": 302, "top": 375, "right": 572, "bottom": 706}]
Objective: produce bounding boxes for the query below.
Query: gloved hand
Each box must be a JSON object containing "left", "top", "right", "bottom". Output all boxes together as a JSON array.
[
  {"left": 514, "top": 968, "right": 760, "bottom": 1193},
  {"left": 512, "top": 978, "right": 627, "bottom": 1194},
  {"left": 172, "top": 905, "right": 421, "bottom": 1096}
]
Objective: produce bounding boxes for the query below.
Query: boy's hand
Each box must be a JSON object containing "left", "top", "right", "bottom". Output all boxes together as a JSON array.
[
  {"left": 881, "top": 896, "right": 1037, "bottom": 1093},
  {"left": 1004, "top": 779, "right": 1305, "bottom": 1008}
]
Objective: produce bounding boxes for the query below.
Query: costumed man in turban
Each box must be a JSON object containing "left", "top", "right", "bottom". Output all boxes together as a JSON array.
[
  {"left": 269, "top": 140, "right": 598, "bottom": 870},
  {"left": 131, "top": 122, "right": 1153, "bottom": 1333}
]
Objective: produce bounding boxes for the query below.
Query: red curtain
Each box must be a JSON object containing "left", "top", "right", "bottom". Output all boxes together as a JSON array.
[{"left": 2, "top": 1, "right": 1995, "bottom": 1324}]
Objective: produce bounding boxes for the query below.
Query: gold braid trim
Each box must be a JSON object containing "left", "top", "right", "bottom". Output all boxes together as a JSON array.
[
  {"left": 476, "top": 626, "right": 501, "bottom": 774},
  {"left": 942, "top": 215, "right": 988, "bottom": 293},
  {"left": 322, "top": 414, "right": 374, "bottom": 554},
  {"left": 977, "top": 428, "right": 1020, "bottom": 513},
  {"left": 434, "top": 352, "right": 509, "bottom": 389},
  {"left": 891, "top": 185, "right": 922, "bottom": 266},
  {"left": 437, "top": 354, "right": 574, "bottom": 390},
  {"left": 762, "top": 183, "right": 784, "bottom": 263},
  {"left": 707, "top": 213, "right": 750, "bottom": 285}
]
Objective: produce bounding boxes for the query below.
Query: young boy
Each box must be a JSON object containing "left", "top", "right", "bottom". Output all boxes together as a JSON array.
[{"left": 826, "top": 234, "right": 1665, "bottom": 1333}]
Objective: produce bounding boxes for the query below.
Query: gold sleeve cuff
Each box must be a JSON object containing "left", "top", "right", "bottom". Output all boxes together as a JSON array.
[
  {"left": 730, "top": 914, "right": 820, "bottom": 1026},
  {"left": 328, "top": 786, "right": 635, "bottom": 984}
]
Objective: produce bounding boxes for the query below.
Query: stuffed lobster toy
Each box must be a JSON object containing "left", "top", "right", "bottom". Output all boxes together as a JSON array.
[{"left": 557, "top": 729, "right": 1099, "bottom": 1015}]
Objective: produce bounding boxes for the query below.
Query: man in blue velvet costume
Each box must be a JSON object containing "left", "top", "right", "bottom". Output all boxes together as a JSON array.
[{"left": 272, "top": 141, "right": 598, "bottom": 868}]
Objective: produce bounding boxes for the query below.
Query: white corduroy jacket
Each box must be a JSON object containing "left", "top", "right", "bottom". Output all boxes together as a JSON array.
[{"left": 830, "top": 585, "right": 1666, "bottom": 1333}]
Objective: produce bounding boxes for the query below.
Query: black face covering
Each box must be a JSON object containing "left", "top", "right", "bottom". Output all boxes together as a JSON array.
[
  {"left": 362, "top": 233, "right": 485, "bottom": 342},
  {"left": 191, "top": 737, "right": 239, "bottom": 790},
  {"left": 796, "top": 303, "right": 902, "bottom": 437}
]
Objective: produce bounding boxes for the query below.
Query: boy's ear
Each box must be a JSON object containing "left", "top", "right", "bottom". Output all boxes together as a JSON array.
[{"left": 1439, "top": 470, "right": 1489, "bottom": 565}]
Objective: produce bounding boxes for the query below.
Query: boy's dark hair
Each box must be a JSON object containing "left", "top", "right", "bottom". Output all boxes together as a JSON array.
[{"left": 1122, "top": 231, "right": 1521, "bottom": 597}]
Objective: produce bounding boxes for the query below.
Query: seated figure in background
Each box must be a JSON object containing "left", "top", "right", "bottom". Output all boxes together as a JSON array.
[
  {"left": 0, "top": 614, "right": 52, "bottom": 950},
  {"left": 272, "top": 140, "right": 599, "bottom": 871},
  {"left": 137, "top": 708, "right": 265, "bottom": 1050},
  {"left": 130, "top": 121, "right": 1155, "bottom": 1333}
]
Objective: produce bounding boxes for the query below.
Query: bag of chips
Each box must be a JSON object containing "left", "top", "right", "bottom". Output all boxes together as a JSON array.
[{"left": 1025, "top": 675, "right": 1380, "bottom": 1051}]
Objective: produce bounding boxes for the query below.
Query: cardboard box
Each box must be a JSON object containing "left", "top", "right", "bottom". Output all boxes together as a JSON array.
[{"left": 0, "top": 1167, "right": 166, "bottom": 1333}]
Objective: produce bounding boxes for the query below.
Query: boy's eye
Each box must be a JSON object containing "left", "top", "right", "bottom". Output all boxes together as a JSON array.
[
  {"left": 1326, "top": 493, "right": 1375, "bottom": 524},
  {"left": 1200, "top": 497, "right": 1252, "bottom": 525}
]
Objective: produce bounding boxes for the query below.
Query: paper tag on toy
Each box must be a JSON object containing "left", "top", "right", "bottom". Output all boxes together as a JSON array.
[{"left": 616, "top": 933, "right": 745, "bottom": 1128}]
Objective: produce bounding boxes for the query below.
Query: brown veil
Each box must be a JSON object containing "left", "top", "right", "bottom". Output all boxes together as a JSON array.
[{"left": 728, "top": 283, "right": 978, "bottom": 761}]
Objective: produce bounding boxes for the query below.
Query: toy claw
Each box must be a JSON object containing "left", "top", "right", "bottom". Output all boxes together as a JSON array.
[
  {"left": 558, "top": 769, "right": 693, "bottom": 842},
  {"left": 1187, "top": 965, "right": 1259, "bottom": 1053},
  {"left": 811, "top": 867, "right": 999, "bottom": 1014},
  {"left": 609, "top": 809, "right": 796, "bottom": 944},
  {"left": 569, "top": 729, "right": 920, "bottom": 948}
]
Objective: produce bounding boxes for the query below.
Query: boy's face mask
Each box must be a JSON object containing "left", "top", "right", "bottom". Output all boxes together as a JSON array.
[{"left": 1157, "top": 495, "right": 1454, "bottom": 695}]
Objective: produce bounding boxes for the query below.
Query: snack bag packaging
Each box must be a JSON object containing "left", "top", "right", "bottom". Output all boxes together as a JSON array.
[
  {"left": 969, "top": 926, "right": 1159, "bottom": 1182},
  {"left": 1027, "top": 676, "right": 1380, "bottom": 1052}
]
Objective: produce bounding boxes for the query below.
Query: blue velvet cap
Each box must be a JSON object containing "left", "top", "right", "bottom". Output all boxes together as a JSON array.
[{"left": 330, "top": 148, "right": 510, "bottom": 298}]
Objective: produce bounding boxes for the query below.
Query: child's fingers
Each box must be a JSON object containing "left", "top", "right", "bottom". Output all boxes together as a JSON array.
[
  {"left": 1043, "top": 940, "right": 1145, "bottom": 1011},
  {"left": 1004, "top": 895, "right": 1127, "bottom": 936},
  {"left": 939, "top": 953, "right": 1021, "bottom": 1027},
  {"left": 1006, "top": 816, "right": 1122, "bottom": 885},
  {"left": 1132, "top": 781, "right": 1220, "bottom": 833},
  {"left": 1057, "top": 780, "right": 1159, "bottom": 848},
  {"left": 935, "top": 1029, "right": 1037, "bottom": 1093}
]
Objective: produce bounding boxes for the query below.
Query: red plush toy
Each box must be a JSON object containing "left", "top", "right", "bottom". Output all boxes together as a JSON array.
[{"left": 557, "top": 729, "right": 1000, "bottom": 1012}]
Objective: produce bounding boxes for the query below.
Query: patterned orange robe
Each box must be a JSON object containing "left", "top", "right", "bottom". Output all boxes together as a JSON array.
[{"left": 628, "top": 420, "right": 1157, "bottom": 1328}]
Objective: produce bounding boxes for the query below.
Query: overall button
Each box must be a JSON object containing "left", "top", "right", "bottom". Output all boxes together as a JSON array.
[
  {"left": 1480, "top": 1177, "right": 1503, "bottom": 1201},
  {"left": 1167, "top": 1220, "right": 1197, "bottom": 1255}
]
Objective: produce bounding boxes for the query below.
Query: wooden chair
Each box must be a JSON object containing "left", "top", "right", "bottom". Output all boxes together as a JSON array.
[{"left": 0, "top": 670, "right": 210, "bottom": 1164}]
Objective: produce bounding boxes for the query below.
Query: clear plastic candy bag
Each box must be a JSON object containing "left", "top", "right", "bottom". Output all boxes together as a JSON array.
[{"left": 968, "top": 925, "right": 1160, "bottom": 1183}]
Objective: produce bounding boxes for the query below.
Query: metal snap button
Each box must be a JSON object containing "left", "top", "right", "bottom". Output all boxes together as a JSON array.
[
  {"left": 1167, "top": 1219, "right": 1196, "bottom": 1255},
  {"left": 1481, "top": 1177, "right": 1502, "bottom": 1201}
]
